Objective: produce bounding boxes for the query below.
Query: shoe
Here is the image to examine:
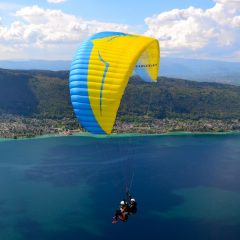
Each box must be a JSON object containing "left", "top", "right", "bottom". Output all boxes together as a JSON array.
[{"left": 112, "top": 217, "right": 117, "bottom": 224}]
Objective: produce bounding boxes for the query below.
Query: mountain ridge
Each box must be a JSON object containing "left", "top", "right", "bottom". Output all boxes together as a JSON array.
[{"left": 0, "top": 57, "right": 239, "bottom": 85}]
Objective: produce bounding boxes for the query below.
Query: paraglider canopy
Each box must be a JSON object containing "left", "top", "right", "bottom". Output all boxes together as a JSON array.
[{"left": 69, "top": 32, "right": 160, "bottom": 134}]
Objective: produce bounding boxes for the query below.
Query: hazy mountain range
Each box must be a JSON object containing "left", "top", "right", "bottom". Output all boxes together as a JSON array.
[
  {"left": 160, "top": 58, "right": 240, "bottom": 86},
  {"left": 0, "top": 58, "right": 239, "bottom": 85}
]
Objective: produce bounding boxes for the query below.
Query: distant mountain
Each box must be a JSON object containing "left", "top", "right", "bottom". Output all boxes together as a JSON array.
[
  {"left": 0, "top": 58, "right": 239, "bottom": 85},
  {"left": 0, "top": 68, "right": 240, "bottom": 120},
  {"left": 160, "top": 58, "right": 240, "bottom": 85},
  {"left": 0, "top": 60, "right": 70, "bottom": 71}
]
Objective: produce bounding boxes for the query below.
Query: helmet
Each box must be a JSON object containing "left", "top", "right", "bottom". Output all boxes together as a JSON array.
[
  {"left": 120, "top": 200, "right": 125, "bottom": 205},
  {"left": 130, "top": 198, "right": 136, "bottom": 203}
]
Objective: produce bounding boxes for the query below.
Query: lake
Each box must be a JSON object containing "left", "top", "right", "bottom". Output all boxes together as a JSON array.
[{"left": 0, "top": 133, "right": 239, "bottom": 240}]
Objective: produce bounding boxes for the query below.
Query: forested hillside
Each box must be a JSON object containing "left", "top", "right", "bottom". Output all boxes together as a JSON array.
[{"left": 0, "top": 69, "right": 240, "bottom": 121}]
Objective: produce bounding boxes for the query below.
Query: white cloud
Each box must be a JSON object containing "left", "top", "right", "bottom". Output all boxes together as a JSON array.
[
  {"left": 47, "top": 0, "right": 67, "bottom": 3},
  {"left": 145, "top": 0, "right": 240, "bottom": 61},
  {"left": 0, "top": 5, "right": 129, "bottom": 60},
  {"left": 0, "top": 1, "right": 240, "bottom": 61}
]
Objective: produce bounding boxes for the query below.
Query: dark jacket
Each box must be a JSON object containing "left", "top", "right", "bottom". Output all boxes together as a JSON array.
[{"left": 127, "top": 201, "right": 137, "bottom": 214}]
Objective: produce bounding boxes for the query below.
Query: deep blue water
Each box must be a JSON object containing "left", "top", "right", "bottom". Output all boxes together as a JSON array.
[{"left": 0, "top": 134, "right": 240, "bottom": 240}]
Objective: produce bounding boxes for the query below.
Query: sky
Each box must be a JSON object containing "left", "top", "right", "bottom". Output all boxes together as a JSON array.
[{"left": 0, "top": 0, "right": 239, "bottom": 61}]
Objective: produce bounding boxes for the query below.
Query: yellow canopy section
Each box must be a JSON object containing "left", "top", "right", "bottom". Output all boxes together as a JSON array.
[{"left": 69, "top": 32, "right": 160, "bottom": 134}]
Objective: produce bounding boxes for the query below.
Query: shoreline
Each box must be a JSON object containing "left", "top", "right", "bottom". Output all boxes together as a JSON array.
[
  {"left": 1, "top": 115, "right": 240, "bottom": 141},
  {"left": 1, "top": 130, "right": 240, "bottom": 142}
]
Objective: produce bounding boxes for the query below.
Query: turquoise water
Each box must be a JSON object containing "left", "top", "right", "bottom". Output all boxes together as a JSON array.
[{"left": 0, "top": 134, "right": 240, "bottom": 240}]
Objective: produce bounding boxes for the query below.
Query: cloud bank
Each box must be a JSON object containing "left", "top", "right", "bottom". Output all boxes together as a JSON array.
[
  {"left": 0, "top": 5, "right": 129, "bottom": 59},
  {"left": 145, "top": 0, "right": 240, "bottom": 60},
  {"left": 0, "top": 1, "right": 239, "bottom": 61}
]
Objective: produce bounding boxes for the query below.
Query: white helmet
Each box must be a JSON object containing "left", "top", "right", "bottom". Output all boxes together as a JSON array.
[
  {"left": 131, "top": 198, "right": 136, "bottom": 202},
  {"left": 120, "top": 200, "right": 125, "bottom": 205}
]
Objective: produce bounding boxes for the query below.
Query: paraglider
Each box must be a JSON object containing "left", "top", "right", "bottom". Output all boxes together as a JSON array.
[
  {"left": 112, "top": 192, "right": 137, "bottom": 224},
  {"left": 69, "top": 31, "right": 160, "bottom": 224},
  {"left": 69, "top": 31, "right": 160, "bottom": 135}
]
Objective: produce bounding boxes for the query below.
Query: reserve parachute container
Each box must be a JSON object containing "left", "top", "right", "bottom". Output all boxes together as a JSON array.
[{"left": 69, "top": 32, "right": 160, "bottom": 134}]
